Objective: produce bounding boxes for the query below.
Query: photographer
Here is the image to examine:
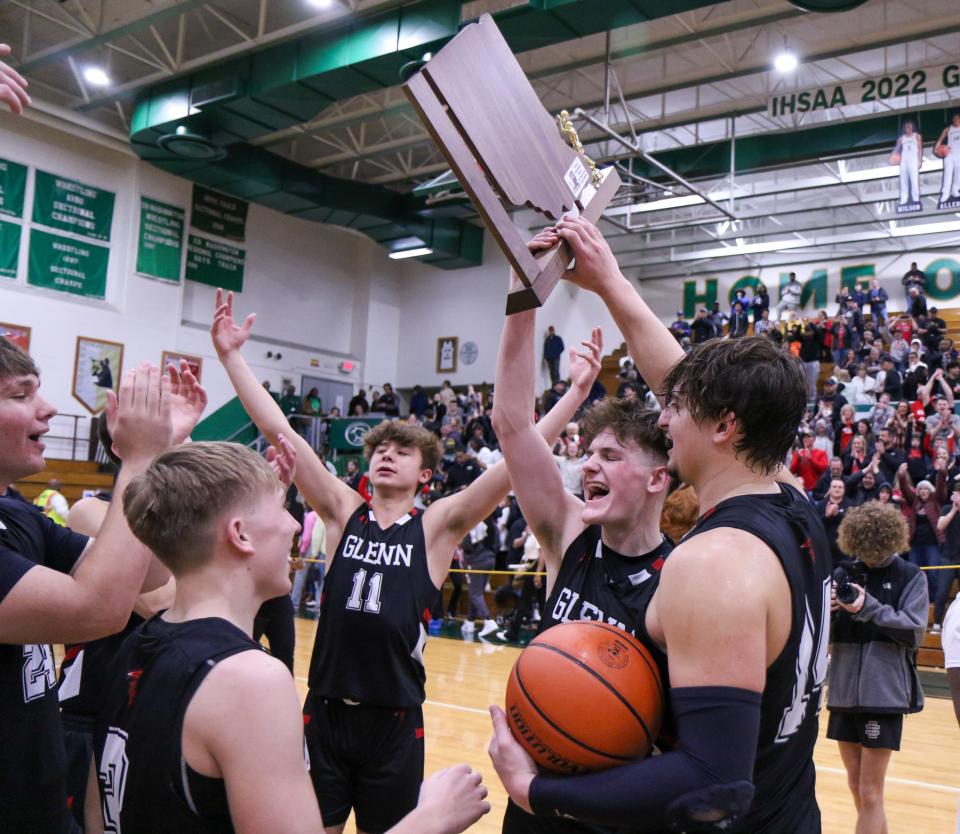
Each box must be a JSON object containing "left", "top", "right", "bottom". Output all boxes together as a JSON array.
[{"left": 827, "top": 502, "right": 928, "bottom": 834}]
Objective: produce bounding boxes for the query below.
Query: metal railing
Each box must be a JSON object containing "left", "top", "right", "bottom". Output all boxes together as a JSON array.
[{"left": 43, "top": 412, "right": 92, "bottom": 461}]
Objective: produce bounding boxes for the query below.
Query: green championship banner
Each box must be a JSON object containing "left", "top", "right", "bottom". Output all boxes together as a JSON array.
[
  {"left": 768, "top": 62, "right": 960, "bottom": 118},
  {"left": 191, "top": 185, "right": 248, "bottom": 242},
  {"left": 0, "top": 220, "right": 20, "bottom": 279},
  {"left": 0, "top": 158, "right": 27, "bottom": 218},
  {"left": 32, "top": 170, "right": 115, "bottom": 242},
  {"left": 327, "top": 417, "right": 381, "bottom": 451},
  {"left": 185, "top": 234, "right": 245, "bottom": 291},
  {"left": 136, "top": 197, "right": 184, "bottom": 283},
  {"left": 28, "top": 228, "right": 109, "bottom": 299}
]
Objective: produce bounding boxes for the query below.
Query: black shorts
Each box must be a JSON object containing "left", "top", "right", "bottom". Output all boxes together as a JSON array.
[
  {"left": 61, "top": 714, "right": 95, "bottom": 829},
  {"left": 303, "top": 692, "right": 424, "bottom": 833},
  {"left": 826, "top": 711, "right": 903, "bottom": 751},
  {"left": 504, "top": 798, "right": 616, "bottom": 834}
]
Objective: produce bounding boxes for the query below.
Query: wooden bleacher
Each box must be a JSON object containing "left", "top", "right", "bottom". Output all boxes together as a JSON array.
[{"left": 15, "top": 458, "right": 115, "bottom": 504}]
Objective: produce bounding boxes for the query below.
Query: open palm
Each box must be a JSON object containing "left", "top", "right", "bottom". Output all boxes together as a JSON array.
[
  {"left": 167, "top": 359, "right": 208, "bottom": 444},
  {"left": 568, "top": 326, "right": 603, "bottom": 391},
  {"left": 211, "top": 288, "right": 256, "bottom": 359}
]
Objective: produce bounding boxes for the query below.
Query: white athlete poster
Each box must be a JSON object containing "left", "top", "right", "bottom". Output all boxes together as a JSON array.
[
  {"left": 892, "top": 117, "right": 923, "bottom": 213},
  {"left": 935, "top": 111, "right": 960, "bottom": 209}
]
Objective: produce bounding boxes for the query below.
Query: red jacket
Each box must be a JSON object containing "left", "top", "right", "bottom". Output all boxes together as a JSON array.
[{"left": 790, "top": 448, "right": 828, "bottom": 490}]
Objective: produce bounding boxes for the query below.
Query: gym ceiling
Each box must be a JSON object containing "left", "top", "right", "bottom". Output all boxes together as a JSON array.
[{"left": 4, "top": 0, "right": 958, "bottom": 279}]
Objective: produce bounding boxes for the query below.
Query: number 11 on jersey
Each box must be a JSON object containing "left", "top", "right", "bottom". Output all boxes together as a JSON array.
[{"left": 346, "top": 569, "right": 383, "bottom": 613}]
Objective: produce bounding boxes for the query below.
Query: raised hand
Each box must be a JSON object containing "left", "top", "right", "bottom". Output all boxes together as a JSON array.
[
  {"left": 266, "top": 433, "right": 296, "bottom": 488},
  {"left": 554, "top": 215, "right": 622, "bottom": 294},
  {"left": 0, "top": 45, "right": 30, "bottom": 115},
  {"left": 416, "top": 765, "right": 490, "bottom": 834},
  {"left": 167, "top": 359, "right": 208, "bottom": 445},
  {"left": 568, "top": 326, "right": 603, "bottom": 393},
  {"left": 106, "top": 364, "right": 173, "bottom": 467},
  {"left": 211, "top": 288, "right": 256, "bottom": 359}
]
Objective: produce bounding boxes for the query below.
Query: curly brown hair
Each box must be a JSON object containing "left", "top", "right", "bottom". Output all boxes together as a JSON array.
[
  {"left": 362, "top": 419, "right": 442, "bottom": 473},
  {"left": 660, "top": 484, "right": 699, "bottom": 542},
  {"left": 837, "top": 501, "right": 910, "bottom": 565}
]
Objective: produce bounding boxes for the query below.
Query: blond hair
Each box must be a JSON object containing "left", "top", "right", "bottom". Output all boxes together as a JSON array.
[{"left": 123, "top": 441, "right": 279, "bottom": 574}]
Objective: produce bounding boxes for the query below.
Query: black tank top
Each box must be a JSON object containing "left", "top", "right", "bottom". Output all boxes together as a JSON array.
[
  {"left": 59, "top": 614, "right": 144, "bottom": 725},
  {"left": 308, "top": 504, "right": 438, "bottom": 708},
  {"left": 540, "top": 525, "right": 672, "bottom": 686},
  {"left": 681, "top": 483, "right": 831, "bottom": 834},
  {"left": 93, "top": 616, "right": 261, "bottom": 834}
]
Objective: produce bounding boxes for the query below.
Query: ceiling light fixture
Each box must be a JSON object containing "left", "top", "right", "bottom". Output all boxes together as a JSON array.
[
  {"left": 83, "top": 66, "right": 111, "bottom": 87},
  {"left": 889, "top": 220, "right": 960, "bottom": 238},
  {"left": 605, "top": 194, "right": 705, "bottom": 216},
  {"left": 388, "top": 246, "right": 433, "bottom": 260},
  {"left": 306, "top": 0, "right": 335, "bottom": 8},
  {"left": 774, "top": 49, "right": 798, "bottom": 73}
]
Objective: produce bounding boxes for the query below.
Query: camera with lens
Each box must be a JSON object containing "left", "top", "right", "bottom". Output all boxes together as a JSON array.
[{"left": 833, "top": 563, "right": 868, "bottom": 605}]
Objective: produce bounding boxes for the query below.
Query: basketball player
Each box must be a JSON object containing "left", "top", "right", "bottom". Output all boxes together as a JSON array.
[
  {"left": 210, "top": 288, "right": 600, "bottom": 834},
  {"left": 893, "top": 120, "right": 923, "bottom": 207},
  {"left": 491, "top": 229, "right": 673, "bottom": 834},
  {"left": 934, "top": 113, "right": 960, "bottom": 206},
  {"left": 0, "top": 342, "right": 203, "bottom": 833},
  {"left": 489, "top": 216, "right": 832, "bottom": 833},
  {"left": 87, "top": 440, "right": 490, "bottom": 834}
]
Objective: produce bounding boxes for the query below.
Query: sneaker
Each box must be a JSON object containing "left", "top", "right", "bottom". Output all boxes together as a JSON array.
[
  {"left": 460, "top": 620, "right": 475, "bottom": 634},
  {"left": 932, "top": 623, "right": 942, "bottom": 634},
  {"left": 495, "top": 630, "right": 510, "bottom": 642},
  {"left": 479, "top": 619, "right": 499, "bottom": 638},
  {"left": 305, "top": 600, "right": 319, "bottom": 609}
]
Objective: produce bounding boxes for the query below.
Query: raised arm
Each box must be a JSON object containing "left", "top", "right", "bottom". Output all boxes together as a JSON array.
[
  {"left": 424, "top": 318, "right": 601, "bottom": 584},
  {"left": 0, "top": 44, "right": 30, "bottom": 114},
  {"left": 554, "top": 216, "right": 684, "bottom": 399},
  {"left": 211, "top": 289, "right": 363, "bottom": 537},
  {"left": 0, "top": 366, "right": 173, "bottom": 644},
  {"left": 492, "top": 237, "right": 595, "bottom": 572}
]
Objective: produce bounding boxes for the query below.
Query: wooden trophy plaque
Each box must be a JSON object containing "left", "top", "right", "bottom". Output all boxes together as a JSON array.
[{"left": 403, "top": 14, "right": 621, "bottom": 314}]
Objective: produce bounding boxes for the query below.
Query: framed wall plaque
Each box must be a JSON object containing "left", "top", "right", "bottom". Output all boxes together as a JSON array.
[
  {"left": 436, "top": 336, "right": 458, "bottom": 374},
  {"left": 73, "top": 336, "right": 123, "bottom": 414},
  {"left": 161, "top": 350, "right": 203, "bottom": 383}
]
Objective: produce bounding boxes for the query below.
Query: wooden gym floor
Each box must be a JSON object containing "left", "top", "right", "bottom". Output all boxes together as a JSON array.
[{"left": 291, "top": 616, "right": 960, "bottom": 834}]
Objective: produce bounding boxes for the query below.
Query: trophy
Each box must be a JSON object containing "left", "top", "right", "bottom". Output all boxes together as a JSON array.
[{"left": 403, "top": 14, "right": 621, "bottom": 314}]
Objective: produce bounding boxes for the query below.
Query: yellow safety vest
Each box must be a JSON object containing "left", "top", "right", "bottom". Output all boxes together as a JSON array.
[{"left": 33, "top": 489, "right": 67, "bottom": 526}]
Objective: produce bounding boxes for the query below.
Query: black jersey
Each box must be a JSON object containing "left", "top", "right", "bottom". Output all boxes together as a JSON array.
[
  {"left": 505, "top": 526, "right": 674, "bottom": 834},
  {"left": 0, "top": 496, "right": 89, "bottom": 833},
  {"left": 308, "top": 504, "right": 438, "bottom": 708},
  {"left": 59, "top": 614, "right": 144, "bottom": 722},
  {"left": 681, "top": 483, "right": 832, "bottom": 834},
  {"left": 93, "top": 616, "right": 261, "bottom": 834}
]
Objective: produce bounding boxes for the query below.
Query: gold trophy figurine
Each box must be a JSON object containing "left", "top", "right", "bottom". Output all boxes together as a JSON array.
[{"left": 557, "top": 110, "right": 603, "bottom": 188}]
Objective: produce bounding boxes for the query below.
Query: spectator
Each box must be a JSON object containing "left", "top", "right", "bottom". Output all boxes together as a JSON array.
[
  {"left": 875, "top": 430, "right": 905, "bottom": 485},
  {"left": 777, "top": 271, "right": 803, "bottom": 320},
  {"left": 32, "top": 478, "right": 69, "bottom": 526},
  {"left": 751, "top": 284, "right": 770, "bottom": 324},
  {"left": 445, "top": 450, "right": 483, "bottom": 492},
  {"left": 877, "top": 356, "right": 903, "bottom": 401},
  {"left": 301, "top": 387, "right": 321, "bottom": 417},
  {"left": 934, "top": 487, "right": 960, "bottom": 632},
  {"left": 754, "top": 307, "right": 776, "bottom": 338},
  {"left": 348, "top": 389, "right": 369, "bottom": 415},
  {"left": 868, "top": 277, "right": 889, "bottom": 331},
  {"left": 897, "top": 463, "right": 949, "bottom": 601},
  {"left": 831, "top": 315, "right": 854, "bottom": 367},
  {"left": 540, "top": 380, "right": 567, "bottom": 415},
  {"left": 889, "top": 331, "right": 909, "bottom": 373},
  {"left": 438, "top": 379, "right": 457, "bottom": 410},
  {"left": 843, "top": 434, "right": 869, "bottom": 476},
  {"left": 459, "top": 518, "right": 499, "bottom": 638},
  {"left": 908, "top": 287, "right": 928, "bottom": 319},
  {"left": 669, "top": 312, "right": 691, "bottom": 342},
  {"left": 543, "top": 326, "right": 565, "bottom": 386},
  {"left": 373, "top": 383, "right": 401, "bottom": 417},
  {"left": 827, "top": 502, "right": 926, "bottom": 834},
  {"left": 690, "top": 308, "right": 714, "bottom": 343},
  {"left": 837, "top": 349, "right": 858, "bottom": 375},
  {"left": 279, "top": 384, "right": 300, "bottom": 418},
  {"left": 946, "top": 361, "right": 960, "bottom": 399},
  {"left": 845, "top": 465, "right": 881, "bottom": 506},
  {"left": 836, "top": 404, "right": 857, "bottom": 456},
  {"left": 790, "top": 431, "right": 828, "bottom": 494},
  {"left": 902, "top": 351, "right": 928, "bottom": 401},
  {"left": 814, "top": 457, "right": 845, "bottom": 501},
  {"left": 822, "top": 376, "right": 849, "bottom": 413},
  {"left": 798, "top": 322, "right": 823, "bottom": 400},
  {"left": 553, "top": 435, "right": 586, "bottom": 499},
  {"left": 901, "top": 261, "right": 927, "bottom": 306},
  {"left": 868, "top": 392, "right": 896, "bottom": 436},
  {"left": 409, "top": 385, "right": 429, "bottom": 419},
  {"left": 727, "top": 302, "right": 749, "bottom": 339},
  {"left": 816, "top": 478, "right": 853, "bottom": 561},
  {"left": 813, "top": 419, "right": 834, "bottom": 456}
]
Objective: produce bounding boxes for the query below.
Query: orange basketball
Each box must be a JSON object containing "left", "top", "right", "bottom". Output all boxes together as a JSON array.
[
  {"left": 505, "top": 621, "right": 663, "bottom": 774},
  {"left": 936, "top": 145, "right": 950, "bottom": 159},
  {"left": 889, "top": 152, "right": 902, "bottom": 165}
]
